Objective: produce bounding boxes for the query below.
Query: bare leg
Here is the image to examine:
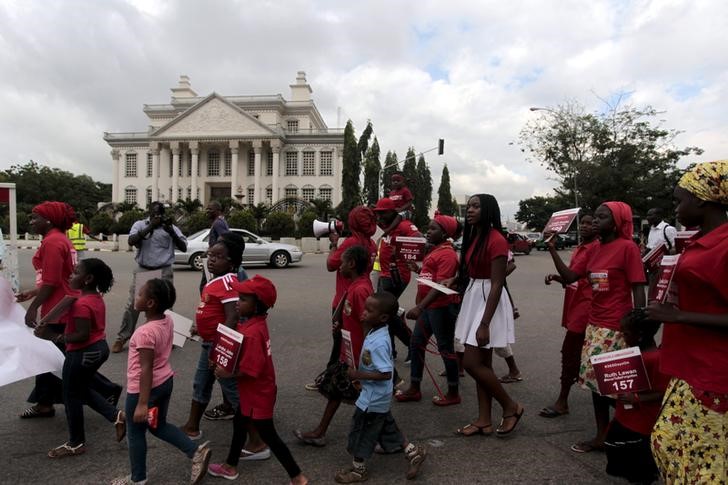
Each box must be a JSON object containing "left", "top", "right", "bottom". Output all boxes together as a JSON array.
[
  {"left": 463, "top": 346, "right": 520, "bottom": 424},
  {"left": 299, "top": 399, "right": 341, "bottom": 438},
  {"left": 181, "top": 400, "right": 207, "bottom": 436}
]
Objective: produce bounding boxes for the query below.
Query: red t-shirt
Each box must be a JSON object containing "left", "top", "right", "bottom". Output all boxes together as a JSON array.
[
  {"left": 585, "top": 239, "right": 645, "bottom": 330},
  {"left": 614, "top": 349, "right": 671, "bottom": 435},
  {"left": 65, "top": 293, "right": 106, "bottom": 352},
  {"left": 329, "top": 236, "right": 377, "bottom": 308},
  {"left": 562, "top": 240, "right": 599, "bottom": 333},
  {"left": 195, "top": 273, "right": 238, "bottom": 341},
  {"left": 235, "top": 315, "right": 277, "bottom": 420},
  {"left": 32, "top": 229, "right": 76, "bottom": 319},
  {"left": 660, "top": 223, "right": 728, "bottom": 393},
  {"left": 340, "top": 275, "right": 373, "bottom": 367},
  {"left": 464, "top": 229, "right": 509, "bottom": 279},
  {"left": 417, "top": 242, "right": 459, "bottom": 308},
  {"left": 379, "top": 220, "right": 420, "bottom": 284},
  {"left": 388, "top": 187, "right": 413, "bottom": 207}
]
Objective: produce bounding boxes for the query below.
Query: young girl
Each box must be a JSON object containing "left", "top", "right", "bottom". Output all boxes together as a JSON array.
[
  {"left": 604, "top": 309, "right": 668, "bottom": 484},
  {"left": 208, "top": 275, "right": 308, "bottom": 484},
  {"left": 35, "top": 258, "right": 124, "bottom": 458},
  {"left": 112, "top": 279, "right": 211, "bottom": 485},
  {"left": 398, "top": 213, "right": 461, "bottom": 405},
  {"left": 182, "top": 235, "right": 245, "bottom": 439}
]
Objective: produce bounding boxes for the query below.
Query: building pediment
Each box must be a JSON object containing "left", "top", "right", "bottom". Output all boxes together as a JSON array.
[{"left": 152, "top": 93, "right": 276, "bottom": 138}]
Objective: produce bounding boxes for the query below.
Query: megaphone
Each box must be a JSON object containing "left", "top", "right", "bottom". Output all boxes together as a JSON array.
[{"left": 313, "top": 219, "right": 343, "bottom": 238}]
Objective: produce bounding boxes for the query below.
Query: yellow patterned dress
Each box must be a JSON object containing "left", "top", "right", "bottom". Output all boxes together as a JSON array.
[{"left": 578, "top": 324, "right": 626, "bottom": 393}]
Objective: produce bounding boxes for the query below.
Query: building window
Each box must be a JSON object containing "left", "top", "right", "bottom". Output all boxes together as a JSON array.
[
  {"left": 168, "top": 155, "right": 173, "bottom": 177},
  {"left": 319, "top": 186, "right": 332, "bottom": 201},
  {"left": 125, "top": 153, "right": 137, "bottom": 178},
  {"left": 302, "top": 186, "right": 315, "bottom": 201},
  {"left": 303, "top": 151, "right": 315, "bottom": 176},
  {"left": 179, "top": 151, "right": 184, "bottom": 176},
  {"left": 247, "top": 187, "right": 255, "bottom": 205},
  {"left": 285, "top": 186, "right": 297, "bottom": 199},
  {"left": 186, "top": 187, "right": 191, "bottom": 199},
  {"left": 146, "top": 187, "right": 152, "bottom": 206},
  {"left": 248, "top": 151, "right": 255, "bottom": 176},
  {"left": 266, "top": 152, "right": 273, "bottom": 176},
  {"left": 188, "top": 157, "right": 192, "bottom": 176},
  {"left": 146, "top": 152, "right": 153, "bottom": 177},
  {"left": 177, "top": 188, "right": 183, "bottom": 200},
  {"left": 320, "top": 151, "right": 332, "bottom": 176},
  {"left": 124, "top": 186, "right": 137, "bottom": 205},
  {"left": 224, "top": 150, "right": 232, "bottom": 176},
  {"left": 266, "top": 186, "right": 272, "bottom": 204},
  {"left": 285, "top": 152, "right": 298, "bottom": 176},
  {"left": 286, "top": 119, "right": 299, "bottom": 133},
  {"left": 207, "top": 150, "right": 220, "bottom": 176}
]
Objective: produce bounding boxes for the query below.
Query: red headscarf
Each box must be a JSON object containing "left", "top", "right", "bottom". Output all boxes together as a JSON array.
[
  {"left": 348, "top": 206, "right": 377, "bottom": 238},
  {"left": 433, "top": 211, "right": 459, "bottom": 239},
  {"left": 32, "top": 202, "right": 76, "bottom": 231},
  {"left": 602, "top": 201, "right": 633, "bottom": 240}
]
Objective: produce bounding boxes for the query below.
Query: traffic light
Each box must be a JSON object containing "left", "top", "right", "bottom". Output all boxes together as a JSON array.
[{"left": 438, "top": 138, "right": 445, "bottom": 155}]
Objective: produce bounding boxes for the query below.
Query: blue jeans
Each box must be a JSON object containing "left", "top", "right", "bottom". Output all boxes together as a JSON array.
[
  {"left": 63, "top": 340, "right": 118, "bottom": 445},
  {"left": 126, "top": 377, "right": 197, "bottom": 482},
  {"left": 409, "top": 305, "right": 459, "bottom": 387},
  {"left": 192, "top": 342, "right": 239, "bottom": 407}
]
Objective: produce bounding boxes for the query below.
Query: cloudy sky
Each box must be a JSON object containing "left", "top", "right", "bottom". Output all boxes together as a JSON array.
[{"left": 1, "top": 0, "right": 726, "bottom": 218}]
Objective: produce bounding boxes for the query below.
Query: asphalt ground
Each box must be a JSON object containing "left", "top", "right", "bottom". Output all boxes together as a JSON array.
[{"left": 1, "top": 249, "right": 621, "bottom": 484}]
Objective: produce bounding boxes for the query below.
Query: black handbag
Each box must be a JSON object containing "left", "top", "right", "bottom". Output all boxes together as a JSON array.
[{"left": 314, "top": 361, "right": 360, "bottom": 403}]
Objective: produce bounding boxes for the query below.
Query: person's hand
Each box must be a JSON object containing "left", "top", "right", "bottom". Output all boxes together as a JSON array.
[
  {"left": 405, "top": 306, "right": 422, "bottom": 320},
  {"left": 346, "top": 366, "right": 358, "bottom": 381},
  {"left": 208, "top": 359, "right": 216, "bottom": 369},
  {"left": 189, "top": 324, "right": 198, "bottom": 336},
  {"left": 332, "top": 320, "right": 342, "bottom": 333},
  {"left": 15, "top": 289, "right": 37, "bottom": 302},
  {"left": 24, "top": 308, "right": 37, "bottom": 328},
  {"left": 475, "top": 324, "right": 490, "bottom": 347},
  {"left": 214, "top": 366, "right": 234, "bottom": 379},
  {"left": 617, "top": 393, "right": 636, "bottom": 404},
  {"left": 34, "top": 324, "right": 55, "bottom": 340},
  {"left": 440, "top": 276, "right": 457, "bottom": 289},
  {"left": 328, "top": 232, "right": 340, "bottom": 245},
  {"left": 544, "top": 274, "right": 559, "bottom": 285},
  {"left": 544, "top": 232, "right": 557, "bottom": 250},
  {"left": 645, "top": 302, "right": 680, "bottom": 323},
  {"left": 133, "top": 403, "right": 148, "bottom": 423},
  {"left": 406, "top": 261, "right": 419, "bottom": 273}
]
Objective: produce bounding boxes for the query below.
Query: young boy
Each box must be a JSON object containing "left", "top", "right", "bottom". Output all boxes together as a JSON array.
[
  {"left": 335, "top": 291, "right": 426, "bottom": 483},
  {"left": 387, "top": 173, "right": 413, "bottom": 220}
]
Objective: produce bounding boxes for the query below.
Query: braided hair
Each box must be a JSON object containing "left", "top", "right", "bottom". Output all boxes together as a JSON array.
[
  {"left": 145, "top": 278, "right": 177, "bottom": 312},
  {"left": 458, "top": 194, "right": 503, "bottom": 290}
]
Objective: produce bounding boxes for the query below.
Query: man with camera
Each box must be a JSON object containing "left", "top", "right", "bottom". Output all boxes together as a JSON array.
[{"left": 111, "top": 201, "right": 187, "bottom": 353}]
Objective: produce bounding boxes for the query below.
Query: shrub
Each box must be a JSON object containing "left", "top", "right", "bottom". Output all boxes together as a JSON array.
[
  {"left": 263, "top": 212, "right": 295, "bottom": 240},
  {"left": 296, "top": 209, "right": 317, "bottom": 238},
  {"left": 227, "top": 209, "right": 257, "bottom": 232},
  {"left": 110, "top": 209, "right": 145, "bottom": 235},
  {"left": 180, "top": 211, "right": 209, "bottom": 236},
  {"left": 89, "top": 212, "right": 114, "bottom": 235}
]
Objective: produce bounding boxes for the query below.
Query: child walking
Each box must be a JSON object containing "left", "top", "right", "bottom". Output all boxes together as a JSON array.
[
  {"left": 112, "top": 279, "right": 211, "bottom": 485},
  {"left": 207, "top": 275, "right": 308, "bottom": 484},
  {"left": 34, "top": 258, "right": 124, "bottom": 458},
  {"left": 336, "top": 291, "right": 427, "bottom": 483},
  {"left": 604, "top": 309, "right": 669, "bottom": 484}
]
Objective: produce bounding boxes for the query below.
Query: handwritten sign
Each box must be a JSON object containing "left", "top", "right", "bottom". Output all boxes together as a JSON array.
[
  {"left": 394, "top": 236, "right": 427, "bottom": 262},
  {"left": 210, "top": 324, "right": 244, "bottom": 374},
  {"left": 543, "top": 208, "right": 580, "bottom": 234},
  {"left": 590, "top": 346, "right": 651, "bottom": 396},
  {"left": 651, "top": 254, "right": 680, "bottom": 304}
]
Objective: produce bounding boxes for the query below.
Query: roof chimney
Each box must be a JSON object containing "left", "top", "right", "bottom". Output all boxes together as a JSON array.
[
  {"left": 171, "top": 75, "right": 197, "bottom": 101},
  {"left": 290, "top": 70, "right": 312, "bottom": 101}
]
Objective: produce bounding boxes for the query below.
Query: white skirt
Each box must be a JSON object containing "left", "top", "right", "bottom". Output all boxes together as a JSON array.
[{"left": 454, "top": 278, "right": 515, "bottom": 349}]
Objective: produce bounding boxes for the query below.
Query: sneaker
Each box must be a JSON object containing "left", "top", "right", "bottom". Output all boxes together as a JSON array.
[
  {"left": 334, "top": 466, "right": 368, "bottom": 483},
  {"left": 110, "top": 475, "right": 147, "bottom": 485},
  {"left": 190, "top": 441, "right": 212, "bottom": 485},
  {"left": 405, "top": 444, "right": 427, "bottom": 479},
  {"left": 207, "top": 463, "right": 239, "bottom": 480},
  {"left": 203, "top": 403, "right": 235, "bottom": 421},
  {"left": 240, "top": 447, "right": 271, "bottom": 460}
]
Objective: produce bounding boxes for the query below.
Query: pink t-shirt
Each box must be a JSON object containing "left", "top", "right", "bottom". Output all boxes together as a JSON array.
[{"left": 126, "top": 314, "right": 175, "bottom": 394}]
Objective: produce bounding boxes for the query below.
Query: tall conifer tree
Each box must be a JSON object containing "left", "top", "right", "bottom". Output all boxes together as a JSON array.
[
  {"left": 436, "top": 164, "right": 456, "bottom": 215},
  {"left": 414, "top": 154, "right": 432, "bottom": 229},
  {"left": 363, "top": 137, "right": 381, "bottom": 205}
]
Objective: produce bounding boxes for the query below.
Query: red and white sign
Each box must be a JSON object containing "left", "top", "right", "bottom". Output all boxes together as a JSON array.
[
  {"left": 543, "top": 208, "right": 580, "bottom": 234},
  {"left": 651, "top": 254, "right": 680, "bottom": 304},
  {"left": 394, "top": 236, "right": 427, "bottom": 262},
  {"left": 642, "top": 242, "right": 667, "bottom": 271},
  {"left": 341, "top": 329, "right": 355, "bottom": 368},
  {"left": 590, "top": 346, "right": 651, "bottom": 396},
  {"left": 210, "top": 324, "right": 244, "bottom": 374},
  {"left": 675, "top": 230, "right": 699, "bottom": 253}
]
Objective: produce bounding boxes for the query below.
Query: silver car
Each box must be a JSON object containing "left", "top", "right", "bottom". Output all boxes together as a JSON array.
[{"left": 174, "top": 228, "right": 303, "bottom": 270}]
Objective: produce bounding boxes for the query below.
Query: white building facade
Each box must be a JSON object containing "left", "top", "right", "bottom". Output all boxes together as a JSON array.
[{"left": 104, "top": 72, "right": 343, "bottom": 209}]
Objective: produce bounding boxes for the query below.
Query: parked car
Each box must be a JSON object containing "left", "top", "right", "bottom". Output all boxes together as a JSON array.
[
  {"left": 535, "top": 233, "right": 575, "bottom": 251},
  {"left": 506, "top": 232, "right": 532, "bottom": 254},
  {"left": 174, "top": 228, "right": 303, "bottom": 270}
]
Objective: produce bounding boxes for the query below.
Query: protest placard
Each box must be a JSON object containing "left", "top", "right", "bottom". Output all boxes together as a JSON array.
[
  {"left": 341, "top": 329, "right": 355, "bottom": 368},
  {"left": 642, "top": 242, "right": 667, "bottom": 271},
  {"left": 543, "top": 208, "right": 580, "bottom": 234},
  {"left": 210, "top": 324, "right": 244, "bottom": 374},
  {"left": 590, "top": 346, "right": 651, "bottom": 396},
  {"left": 394, "top": 236, "right": 427, "bottom": 262},
  {"left": 674, "top": 230, "right": 699, "bottom": 253},
  {"left": 651, "top": 254, "right": 680, "bottom": 304},
  {"left": 416, "top": 277, "right": 458, "bottom": 295}
]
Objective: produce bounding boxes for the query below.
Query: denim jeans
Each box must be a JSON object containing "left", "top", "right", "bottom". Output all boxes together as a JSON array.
[
  {"left": 192, "top": 342, "right": 239, "bottom": 408},
  {"left": 118, "top": 265, "right": 174, "bottom": 342},
  {"left": 63, "top": 340, "right": 118, "bottom": 445},
  {"left": 126, "top": 377, "right": 197, "bottom": 482},
  {"left": 409, "top": 305, "right": 459, "bottom": 386}
]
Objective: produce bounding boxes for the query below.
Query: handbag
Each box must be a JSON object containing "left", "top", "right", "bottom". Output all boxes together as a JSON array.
[{"left": 314, "top": 361, "right": 360, "bottom": 403}]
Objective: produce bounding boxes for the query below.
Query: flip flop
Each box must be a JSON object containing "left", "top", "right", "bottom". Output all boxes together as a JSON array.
[
  {"left": 432, "top": 395, "right": 461, "bottom": 407},
  {"left": 499, "top": 375, "right": 524, "bottom": 384},
  {"left": 496, "top": 406, "right": 525, "bottom": 436},
  {"left": 293, "top": 429, "right": 327, "bottom": 447},
  {"left": 570, "top": 441, "right": 605, "bottom": 453},
  {"left": 538, "top": 406, "right": 569, "bottom": 418},
  {"left": 394, "top": 390, "right": 422, "bottom": 402},
  {"left": 240, "top": 448, "right": 271, "bottom": 460},
  {"left": 455, "top": 423, "right": 493, "bottom": 437}
]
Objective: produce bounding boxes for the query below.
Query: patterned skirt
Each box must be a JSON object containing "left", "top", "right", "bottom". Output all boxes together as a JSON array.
[
  {"left": 651, "top": 378, "right": 728, "bottom": 484},
  {"left": 578, "top": 324, "right": 626, "bottom": 393}
]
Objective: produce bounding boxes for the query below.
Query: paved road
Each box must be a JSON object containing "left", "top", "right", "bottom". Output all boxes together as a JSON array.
[{"left": 1, "top": 249, "right": 620, "bottom": 484}]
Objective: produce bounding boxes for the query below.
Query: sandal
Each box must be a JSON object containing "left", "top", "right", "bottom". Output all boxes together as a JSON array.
[
  {"left": 538, "top": 406, "right": 568, "bottom": 418},
  {"left": 499, "top": 375, "right": 523, "bottom": 384},
  {"left": 455, "top": 423, "right": 493, "bottom": 437},
  {"left": 432, "top": 394, "right": 461, "bottom": 407},
  {"left": 48, "top": 442, "right": 86, "bottom": 458},
  {"left": 19, "top": 406, "right": 55, "bottom": 419},
  {"left": 394, "top": 390, "right": 422, "bottom": 402},
  {"left": 115, "top": 410, "right": 126, "bottom": 442},
  {"left": 570, "top": 441, "right": 605, "bottom": 453},
  {"left": 496, "top": 406, "right": 525, "bottom": 436},
  {"left": 293, "top": 429, "right": 327, "bottom": 447}
]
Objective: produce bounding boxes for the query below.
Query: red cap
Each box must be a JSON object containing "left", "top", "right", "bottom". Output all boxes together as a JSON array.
[
  {"left": 373, "top": 198, "right": 397, "bottom": 212},
  {"left": 231, "top": 275, "right": 277, "bottom": 308}
]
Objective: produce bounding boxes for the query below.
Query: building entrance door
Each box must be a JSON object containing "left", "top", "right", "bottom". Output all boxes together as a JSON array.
[{"left": 210, "top": 186, "right": 231, "bottom": 200}]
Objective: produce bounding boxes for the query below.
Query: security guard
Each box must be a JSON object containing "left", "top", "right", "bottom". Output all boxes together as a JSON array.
[{"left": 66, "top": 221, "right": 88, "bottom": 260}]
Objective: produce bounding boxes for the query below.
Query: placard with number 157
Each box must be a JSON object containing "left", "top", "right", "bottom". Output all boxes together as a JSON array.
[{"left": 590, "top": 346, "right": 651, "bottom": 396}]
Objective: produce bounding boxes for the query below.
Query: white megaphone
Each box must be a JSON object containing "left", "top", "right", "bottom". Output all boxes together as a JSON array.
[{"left": 313, "top": 219, "right": 343, "bottom": 238}]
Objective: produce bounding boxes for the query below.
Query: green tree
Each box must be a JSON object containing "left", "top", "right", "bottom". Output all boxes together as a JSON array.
[
  {"left": 250, "top": 203, "right": 269, "bottom": 233},
  {"left": 436, "top": 164, "right": 456, "bottom": 215},
  {"left": 264, "top": 212, "right": 295, "bottom": 240},
  {"left": 310, "top": 198, "right": 333, "bottom": 220},
  {"left": 110, "top": 209, "right": 145, "bottom": 235},
  {"left": 181, "top": 211, "right": 209, "bottom": 235},
  {"left": 357, "top": 120, "right": 373, "bottom": 162},
  {"left": 89, "top": 212, "right": 114, "bottom": 235},
  {"left": 227, "top": 209, "right": 257, "bottom": 231},
  {"left": 296, "top": 209, "right": 318, "bottom": 238},
  {"left": 402, "top": 147, "right": 418, "bottom": 194},
  {"left": 363, "top": 137, "right": 382, "bottom": 205},
  {"left": 414, "top": 154, "right": 432, "bottom": 229},
  {"left": 381, "top": 151, "right": 399, "bottom": 196},
  {"left": 339, "top": 120, "right": 362, "bottom": 220},
  {"left": 175, "top": 198, "right": 203, "bottom": 217},
  {"left": 519, "top": 101, "right": 702, "bottom": 217},
  {"left": 515, "top": 194, "right": 570, "bottom": 230}
]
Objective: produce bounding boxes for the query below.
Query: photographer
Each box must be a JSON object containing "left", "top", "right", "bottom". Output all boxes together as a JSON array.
[{"left": 111, "top": 201, "right": 186, "bottom": 353}]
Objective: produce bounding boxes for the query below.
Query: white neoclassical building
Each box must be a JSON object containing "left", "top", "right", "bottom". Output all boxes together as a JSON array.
[{"left": 104, "top": 72, "right": 344, "bottom": 209}]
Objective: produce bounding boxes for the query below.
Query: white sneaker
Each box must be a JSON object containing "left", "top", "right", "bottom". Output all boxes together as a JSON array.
[{"left": 240, "top": 448, "right": 271, "bottom": 461}]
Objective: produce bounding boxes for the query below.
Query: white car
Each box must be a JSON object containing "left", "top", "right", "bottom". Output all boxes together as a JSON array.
[{"left": 174, "top": 228, "right": 303, "bottom": 270}]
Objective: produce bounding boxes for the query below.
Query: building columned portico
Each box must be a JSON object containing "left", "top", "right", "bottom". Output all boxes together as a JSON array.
[{"left": 105, "top": 72, "right": 344, "bottom": 209}]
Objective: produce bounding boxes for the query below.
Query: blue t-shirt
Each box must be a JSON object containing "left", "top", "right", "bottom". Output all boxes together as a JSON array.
[{"left": 355, "top": 325, "right": 393, "bottom": 413}]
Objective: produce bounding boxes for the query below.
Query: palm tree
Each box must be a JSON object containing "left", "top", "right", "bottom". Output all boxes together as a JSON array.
[
  {"left": 310, "top": 198, "right": 333, "bottom": 220},
  {"left": 250, "top": 203, "right": 269, "bottom": 233},
  {"left": 175, "top": 198, "right": 203, "bottom": 216}
]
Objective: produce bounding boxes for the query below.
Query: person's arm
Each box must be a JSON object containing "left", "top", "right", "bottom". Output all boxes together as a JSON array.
[
  {"left": 222, "top": 301, "right": 238, "bottom": 329},
  {"left": 133, "top": 348, "right": 154, "bottom": 423},
  {"left": 406, "top": 288, "right": 440, "bottom": 320},
  {"left": 63, "top": 317, "right": 91, "bottom": 344},
  {"left": 128, "top": 220, "right": 157, "bottom": 247},
  {"left": 348, "top": 368, "right": 391, "bottom": 381},
  {"left": 546, "top": 235, "right": 581, "bottom": 284},
  {"left": 544, "top": 274, "right": 565, "bottom": 286},
  {"left": 326, "top": 237, "right": 345, "bottom": 272},
  {"left": 632, "top": 284, "right": 646, "bottom": 308},
  {"left": 165, "top": 224, "right": 187, "bottom": 252},
  {"left": 24, "top": 284, "right": 56, "bottom": 327},
  {"left": 394, "top": 200, "right": 412, "bottom": 212},
  {"left": 646, "top": 302, "right": 728, "bottom": 329},
  {"left": 506, "top": 260, "right": 516, "bottom": 276},
  {"left": 476, "top": 255, "right": 507, "bottom": 346}
]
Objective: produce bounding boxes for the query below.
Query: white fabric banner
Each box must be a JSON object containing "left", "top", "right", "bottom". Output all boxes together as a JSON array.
[{"left": 0, "top": 276, "right": 65, "bottom": 388}]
